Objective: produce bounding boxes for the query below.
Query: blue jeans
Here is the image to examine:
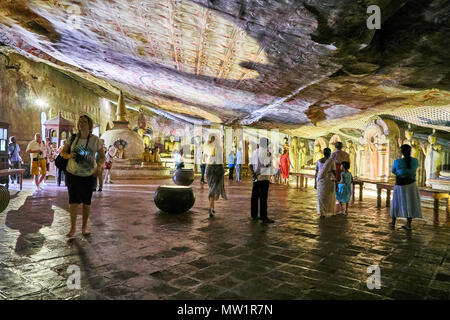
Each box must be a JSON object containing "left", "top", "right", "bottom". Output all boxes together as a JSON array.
[
  {"left": 235, "top": 164, "right": 241, "bottom": 181},
  {"left": 200, "top": 164, "right": 206, "bottom": 182},
  {"left": 229, "top": 165, "right": 235, "bottom": 180}
]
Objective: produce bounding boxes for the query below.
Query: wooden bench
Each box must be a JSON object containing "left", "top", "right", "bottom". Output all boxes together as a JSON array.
[
  {"left": 418, "top": 187, "right": 450, "bottom": 213},
  {"left": 376, "top": 182, "right": 394, "bottom": 209},
  {"left": 351, "top": 179, "right": 364, "bottom": 204},
  {"left": 290, "top": 172, "right": 315, "bottom": 189},
  {"left": 0, "top": 169, "right": 25, "bottom": 191},
  {"left": 377, "top": 182, "right": 450, "bottom": 213}
]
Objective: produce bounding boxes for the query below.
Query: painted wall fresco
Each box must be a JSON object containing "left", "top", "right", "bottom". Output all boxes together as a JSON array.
[{"left": 0, "top": 53, "right": 115, "bottom": 163}]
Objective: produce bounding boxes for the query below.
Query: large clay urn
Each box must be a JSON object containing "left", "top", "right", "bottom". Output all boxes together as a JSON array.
[
  {"left": 173, "top": 168, "right": 195, "bottom": 186},
  {"left": 154, "top": 185, "right": 195, "bottom": 214},
  {"left": 0, "top": 185, "right": 10, "bottom": 213}
]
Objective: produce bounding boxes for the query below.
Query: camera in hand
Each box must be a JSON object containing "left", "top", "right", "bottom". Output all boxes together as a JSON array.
[{"left": 73, "top": 145, "right": 91, "bottom": 163}]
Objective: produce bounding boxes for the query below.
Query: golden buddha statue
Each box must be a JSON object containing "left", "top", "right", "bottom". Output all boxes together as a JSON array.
[
  {"left": 283, "top": 137, "right": 289, "bottom": 153},
  {"left": 153, "top": 146, "right": 161, "bottom": 163},
  {"left": 299, "top": 140, "right": 307, "bottom": 169},
  {"left": 137, "top": 128, "right": 145, "bottom": 138},
  {"left": 329, "top": 141, "right": 336, "bottom": 153},
  {"left": 143, "top": 135, "right": 150, "bottom": 148},
  {"left": 165, "top": 135, "right": 179, "bottom": 154},
  {"left": 398, "top": 126, "right": 420, "bottom": 159},
  {"left": 313, "top": 144, "right": 324, "bottom": 164},
  {"left": 347, "top": 140, "right": 359, "bottom": 176},
  {"left": 142, "top": 147, "right": 152, "bottom": 163},
  {"left": 290, "top": 137, "right": 299, "bottom": 172},
  {"left": 116, "top": 144, "right": 125, "bottom": 159}
]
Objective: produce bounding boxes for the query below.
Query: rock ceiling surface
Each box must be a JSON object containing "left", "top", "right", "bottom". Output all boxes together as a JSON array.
[{"left": 0, "top": 0, "right": 449, "bottom": 138}]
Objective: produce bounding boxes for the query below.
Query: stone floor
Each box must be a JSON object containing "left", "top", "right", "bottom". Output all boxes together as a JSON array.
[{"left": 0, "top": 177, "right": 449, "bottom": 300}]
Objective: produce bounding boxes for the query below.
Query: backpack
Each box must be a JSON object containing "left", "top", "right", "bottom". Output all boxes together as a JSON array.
[{"left": 54, "top": 134, "right": 77, "bottom": 172}]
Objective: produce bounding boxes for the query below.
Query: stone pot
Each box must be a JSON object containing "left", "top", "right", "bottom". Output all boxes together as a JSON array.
[
  {"left": 154, "top": 185, "right": 195, "bottom": 214},
  {"left": 0, "top": 185, "right": 10, "bottom": 213},
  {"left": 173, "top": 168, "right": 195, "bottom": 186}
]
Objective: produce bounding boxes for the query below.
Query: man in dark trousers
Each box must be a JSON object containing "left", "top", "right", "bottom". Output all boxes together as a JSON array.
[{"left": 249, "top": 137, "right": 274, "bottom": 223}]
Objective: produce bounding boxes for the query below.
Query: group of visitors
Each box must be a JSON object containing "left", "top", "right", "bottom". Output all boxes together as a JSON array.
[
  {"left": 314, "top": 141, "right": 422, "bottom": 229},
  {"left": 227, "top": 148, "right": 242, "bottom": 182},
  {"left": 201, "top": 136, "right": 274, "bottom": 223},
  {"left": 15, "top": 123, "right": 423, "bottom": 237}
]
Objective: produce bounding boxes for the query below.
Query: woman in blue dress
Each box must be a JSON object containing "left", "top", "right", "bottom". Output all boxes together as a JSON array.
[
  {"left": 336, "top": 161, "right": 352, "bottom": 215},
  {"left": 390, "top": 144, "right": 422, "bottom": 230}
]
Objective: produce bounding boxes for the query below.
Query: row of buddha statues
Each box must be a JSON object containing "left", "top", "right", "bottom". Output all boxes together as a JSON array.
[
  {"left": 285, "top": 122, "right": 448, "bottom": 188},
  {"left": 128, "top": 111, "right": 449, "bottom": 189}
]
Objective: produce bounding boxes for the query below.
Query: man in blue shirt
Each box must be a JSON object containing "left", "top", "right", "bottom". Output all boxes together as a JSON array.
[
  {"left": 228, "top": 150, "right": 235, "bottom": 180},
  {"left": 8, "top": 136, "right": 23, "bottom": 185}
]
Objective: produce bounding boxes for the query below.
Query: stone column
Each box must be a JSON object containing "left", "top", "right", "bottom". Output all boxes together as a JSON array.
[{"left": 379, "top": 144, "right": 388, "bottom": 180}]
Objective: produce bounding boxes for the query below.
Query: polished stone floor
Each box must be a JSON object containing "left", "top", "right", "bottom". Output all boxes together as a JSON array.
[{"left": 0, "top": 177, "right": 449, "bottom": 300}]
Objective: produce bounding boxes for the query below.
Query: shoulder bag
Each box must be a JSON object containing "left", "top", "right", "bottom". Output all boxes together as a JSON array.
[{"left": 55, "top": 134, "right": 77, "bottom": 172}]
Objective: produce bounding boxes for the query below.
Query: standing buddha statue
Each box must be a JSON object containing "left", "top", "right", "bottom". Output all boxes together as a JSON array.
[
  {"left": 313, "top": 144, "right": 324, "bottom": 164},
  {"left": 421, "top": 130, "right": 442, "bottom": 186},
  {"left": 299, "top": 140, "right": 307, "bottom": 169},
  {"left": 289, "top": 137, "right": 299, "bottom": 172}
]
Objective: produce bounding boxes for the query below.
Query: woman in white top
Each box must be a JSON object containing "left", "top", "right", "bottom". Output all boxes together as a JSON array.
[
  {"left": 203, "top": 134, "right": 227, "bottom": 217},
  {"left": 314, "top": 147, "right": 336, "bottom": 218},
  {"left": 60, "top": 115, "right": 105, "bottom": 237},
  {"left": 45, "top": 138, "right": 57, "bottom": 182},
  {"left": 104, "top": 145, "right": 116, "bottom": 184}
]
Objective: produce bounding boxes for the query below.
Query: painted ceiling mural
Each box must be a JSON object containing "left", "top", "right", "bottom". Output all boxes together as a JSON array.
[{"left": 0, "top": 0, "right": 449, "bottom": 138}]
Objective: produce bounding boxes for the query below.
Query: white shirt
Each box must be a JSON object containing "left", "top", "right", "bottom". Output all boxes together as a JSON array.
[
  {"left": 26, "top": 140, "right": 46, "bottom": 160},
  {"left": 236, "top": 150, "right": 242, "bottom": 165},
  {"left": 66, "top": 134, "right": 101, "bottom": 177},
  {"left": 250, "top": 148, "right": 272, "bottom": 180},
  {"left": 204, "top": 142, "right": 223, "bottom": 165}
]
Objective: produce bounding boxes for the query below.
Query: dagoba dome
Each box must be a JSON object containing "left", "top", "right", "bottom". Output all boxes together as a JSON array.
[{"left": 100, "top": 91, "right": 144, "bottom": 159}]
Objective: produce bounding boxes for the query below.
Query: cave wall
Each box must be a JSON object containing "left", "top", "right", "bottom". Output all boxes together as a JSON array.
[{"left": 0, "top": 52, "right": 115, "bottom": 163}]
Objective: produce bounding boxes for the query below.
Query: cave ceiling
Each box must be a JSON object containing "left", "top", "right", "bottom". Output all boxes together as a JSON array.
[{"left": 0, "top": 0, "right": 449, "bottom": 138}]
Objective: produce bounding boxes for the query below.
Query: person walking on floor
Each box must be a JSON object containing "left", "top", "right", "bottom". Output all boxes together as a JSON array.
[
  {"left": 45, "top": 138, "right": 57, "bottom": 184},
  {"left": 271, "top": 149, "right": 281, "bottom": 184},
  {"left": 56, "top": 139, "right": 66, "bottom": 187},
  {"left": 204, "top": 134, "right": 227, "bottom": 217},
  {"left": 336, "top": 161, "right": 352, "bottom": 215},
  {"left": 331, "top": 141, "right": 350, "bottom": 188},
  {"left": 8, "top": 136, "right": 23, "bottom": 185},
  {"left": 26, "top": 133, "right": 47, "bottom": 190},
  {"left": 228, "top": 150, "right": 235, "bottom": 180},
  {"left": 315, "top": 148, "right": 336, "bottom": 218},
  {"left": 235, "top": 147, "right": 242, "bottom": 182},
  {"left": 280, "top": 148, "right": 292, "bottom": 185},
  {"left": 390, "top": 144, "right": 422, "bottom": 230},
  {"left": 93, "top": 139, "right": 106, "bottom": 192},
  {"left": 250, "top": 137, "right": 274, "bottom": 223},
  {"left": 60, "top": 115, "right": 105, "bottom": 237},
  {"left": 104, "top": 145, "right": 116, "bottom": 185}
]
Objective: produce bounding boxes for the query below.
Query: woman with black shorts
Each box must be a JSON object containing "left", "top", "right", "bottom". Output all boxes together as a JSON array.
[{"left": 60, "top": 115, "right": 105, "bottom": 237}]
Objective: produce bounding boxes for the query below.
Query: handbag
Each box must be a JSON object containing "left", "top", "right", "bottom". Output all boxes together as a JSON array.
[{"left": 55, "top": 134, "right": 77, "bottom": 172}]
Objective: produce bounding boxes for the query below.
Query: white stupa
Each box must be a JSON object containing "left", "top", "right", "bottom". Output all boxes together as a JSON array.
[{"left": 100, "top": 91, "right": 144, "bottom": 159}]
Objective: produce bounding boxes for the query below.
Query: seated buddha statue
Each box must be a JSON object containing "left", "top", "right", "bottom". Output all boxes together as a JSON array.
[{"left": 142, "top": 147, "right": 152, "bottom": 163}]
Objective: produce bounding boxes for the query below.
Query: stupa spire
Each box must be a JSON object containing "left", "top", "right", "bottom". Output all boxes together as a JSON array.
[{"left": 116, "top": 90, "right": 128, "bottom": 122}]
